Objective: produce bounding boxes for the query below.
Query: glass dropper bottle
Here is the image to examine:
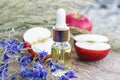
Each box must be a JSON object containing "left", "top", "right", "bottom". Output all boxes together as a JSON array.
[{"left": 51, "top": 9, "right": 71, "bottom": 70}]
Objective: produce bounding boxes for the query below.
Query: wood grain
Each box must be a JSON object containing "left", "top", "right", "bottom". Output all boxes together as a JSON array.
[{"left": 72, "top": 51, "right": 120, "bottom": 80}]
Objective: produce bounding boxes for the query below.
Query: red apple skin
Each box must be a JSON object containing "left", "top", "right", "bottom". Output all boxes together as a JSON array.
[
  {"left": 66, "top": 13, "right": 92, "bottom": 31},
  {"left": 23, "top": 41, "right": 31, "bottom": 48},
  {"left": 23, "top": 40, "right": 37, "bottom": 57},
  {"left": 74, "top": 44, "right": 110, "bottom": 61}
]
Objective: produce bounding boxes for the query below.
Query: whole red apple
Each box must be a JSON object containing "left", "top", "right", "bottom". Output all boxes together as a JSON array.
[
  {"left": 73, "top": 34, "right": 111, "bottom": 61},
  {"left": 66, "top": 13, "right": 92, "bottom": 31}
]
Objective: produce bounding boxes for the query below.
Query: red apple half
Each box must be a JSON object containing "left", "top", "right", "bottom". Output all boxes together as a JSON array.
[
  {"left": 66, "top": 13, "right": 92, "bottom": 32},
  {"left": 73, "top": 34, "right": 111, "bottom": 61},
  {"left": 23, "top": 27, "right": 53, "bottom": 58}
]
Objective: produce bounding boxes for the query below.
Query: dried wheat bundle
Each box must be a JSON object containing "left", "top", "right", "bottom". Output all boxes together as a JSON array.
[
  {"left": 0, "top": 0, "right": 94, "bottom": 31},
  {"left": 70, "top": 26, "right": 91, "bottom": 35}
]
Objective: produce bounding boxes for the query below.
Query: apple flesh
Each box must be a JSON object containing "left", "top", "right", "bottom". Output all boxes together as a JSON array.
[
  {"left": 74, "top": 34, "right": 109, "bottom": 43},
  {"left": 23, "top": 27, "right": 53, "bottom": 58},
  {"left": 73, "top": 34, "right": 111, "bottom": 61},
  {"left": 23, "top": 27, "right": 51, "bottom": 45},
  {"left": 66, "top": 13, "right": 92, "bottom": 32}
]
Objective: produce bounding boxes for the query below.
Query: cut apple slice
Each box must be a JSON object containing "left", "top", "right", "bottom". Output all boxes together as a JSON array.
[
  {"left": 23, "top": 27, "right": 51, "bottom": 44},
  {"left": 23, "top": 27, "right": 53, "bottom": 58},
  {"left": 32, "top": 38, "right": 53, "bottom": 55},
  {"left": 28, "top": 38, "right": 54, "bottom": 58},
  {"left": 73, "top": 34, "right": 111, "bottom": 61},
  {"left": 74, "top": 34, "right": 109, "bottom": 43},
  {"left": 76, "top": 42, "right": 110, "bottom": 50}
]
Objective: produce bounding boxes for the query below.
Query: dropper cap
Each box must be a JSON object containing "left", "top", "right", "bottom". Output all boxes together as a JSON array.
[
  {"left": 55, "top": 8, "right": 67, "bottom": 28},
  {"left": 53, "top": 8, "right": 70, "bottom": 42}
]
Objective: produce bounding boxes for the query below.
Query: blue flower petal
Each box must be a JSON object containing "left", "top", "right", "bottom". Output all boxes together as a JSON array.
[
  {"left": 58, "top": 75, "right": 69, "bottom": 80},
  {"left": 38, "top": 51, "right": 48, "bottom": 59},
  {"left": 3, "top": 53, "right": 11, "bottom": 62},
  {"left": 65, "top": 71, "right": 77, "bottom": 78},
  {"left": 18, "top": 55, "right": 31, "bottom": 67},
  {"left": 9, "top": 76, "right": 16, "bottom": 80}
]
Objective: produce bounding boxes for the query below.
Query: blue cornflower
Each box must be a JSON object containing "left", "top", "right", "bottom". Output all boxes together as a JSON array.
[
  {"left": 25, "top": 70, "right": 34, "bottom": 78},
  {"left": 9, "top": 76, "right": 16, "bottom": 80},
  {"left": 0, "top": 39, "right": 7, "bottom": 47},
  {"left": 19, "top": 66, "right": 34, "bottom": 79},
  {"left": 0, "top": 63, "right": 9, "bottom": 69},
  {"left": 65, "top": 71, "right": 77, "bottom": 78},
  {"left": 38, "top": 51, "right": 48, "bottom": 59},
  {"left": 41, "top": 69, "right": 47, "bottom": 80},
  {"left": 19, "top": 66, "right": 28, "bottom": 78},
  {"left": 58, "top": 75, "right": 69, "bottom": 80},
  {"left": 32, "top": 62, "right": 48, "bottom": 80},
  {"left": 33, "top": 64, "right": 43, "bottom": 77},
  {"left": 58, "top": 71, "right": 77, "bottom": 80},
  {"left": 18, "top": 55, "right": 31, "bottom": 67},
  {"left": 7, "top": 39, "right": 23, "bottom": 54},
  {"left": 16, "top": 42, "right": 24, "bottom": 53},
  {"left": 33, "top": 68, "right": 47, "bottom": 80},
  {"left": 2, "top": 68, "right": 8, "bottom": 77},
  {"left": 47, "top": 59, "right": 65, "bottom": 72},
  {"left": 34, "top": 77, "right": 40, "bottom": 80},
  {"left": 3, "top": 53, "right": 11, "bottom": 62},
  {"left": 0, "top": 39, "right": 23, "bottom": 54},
  {"left": 0, "top": 63, "right": 9, "bottom": 79}
]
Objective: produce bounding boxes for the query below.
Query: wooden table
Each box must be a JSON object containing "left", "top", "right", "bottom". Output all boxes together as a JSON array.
[{"left": 72, "top": 51, "right": 120, "bottom": 80}]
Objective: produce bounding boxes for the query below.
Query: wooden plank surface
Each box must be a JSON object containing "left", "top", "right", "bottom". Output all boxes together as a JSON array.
[{"left": 72, "top": 51, "right": 120, "bottom": 80}]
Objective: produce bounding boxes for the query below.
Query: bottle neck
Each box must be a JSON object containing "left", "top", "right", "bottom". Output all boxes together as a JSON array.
[
  {"left": 54, "top": 41, "right": 69, "bottom": 44},
  {"left": 53, "top": 27, "right": 70, "bottom": 42}
]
